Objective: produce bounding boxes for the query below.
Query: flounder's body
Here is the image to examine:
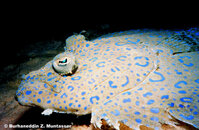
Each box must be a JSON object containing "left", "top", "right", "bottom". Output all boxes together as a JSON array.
[{"left": 16, "top": 29, "right": 199, "bottom": 129}]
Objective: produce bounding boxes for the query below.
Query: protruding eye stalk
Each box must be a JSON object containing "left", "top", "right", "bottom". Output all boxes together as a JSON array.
[
  {"left": 58, "top": 58, "right": 68, "bottom": 66},
  {"left": 52, "top": 52, "right": 78, "bottom": 76}
]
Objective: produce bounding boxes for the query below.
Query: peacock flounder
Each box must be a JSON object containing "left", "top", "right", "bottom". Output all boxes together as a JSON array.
[{"left": 16, "top": 28, "right": 199, "bottom": 129}]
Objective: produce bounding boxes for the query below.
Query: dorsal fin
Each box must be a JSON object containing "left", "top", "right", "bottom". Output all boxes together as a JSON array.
[{"left": 157, "top": 28, "right": 199, "bottom": 54}]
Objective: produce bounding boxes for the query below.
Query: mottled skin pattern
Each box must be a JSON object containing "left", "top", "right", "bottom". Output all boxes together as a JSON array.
[{"left": 16, "top": 29, "right": 199, "bottom": 129}]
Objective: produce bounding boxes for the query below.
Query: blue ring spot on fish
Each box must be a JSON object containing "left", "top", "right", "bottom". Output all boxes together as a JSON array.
[
  {"left": 116, "top": 56, "right": 127, "bottom": 61},
  {"left": 71, "top": 76, "right": 81, "bottom": 80},
  {"left": 174, "top": 81, "right": 187, "bottom": 88},
  {"left": 61, "top": 93, "right": 68, "bottom": 98},
  {"left": 178, "top": 56, "right": 194, "bottom": 67},
  {"left": 127, "top": 39, "right": 140, "bottom": 44},
  {"left": 96, "top": 61, "right": 106, "bottom": 67},
  {"left": 134, "top": 56, "right": 149, "bottom": 67},
  {"left": 109, "top": 81, "right": 117, "bottom": 88},
  {"left": 111, "top": 109, "right": 120, "bottom": 116},
  {"left": 121, "top": 76, "right": 129, "bottom": 87},
  {"left": 149, "top": 71, "right": 165, "bottom": 82},
  {"left": 143, "top": 92, "right": 153, "bottom": 97},
  {"left": 180, "top": 97, "right": 193, "bottom": 103},
  {"left": 68, "top": 86, "right": 74, "bottom": 91},
  {"left": 90, "top": 96, "right": 100, "bottom": 104},
  {"left": 115, "top": 42, "right": 130, "bottom": 46},
  {"left": 161, "top": 95, "right": 169, "bottom": 99}
]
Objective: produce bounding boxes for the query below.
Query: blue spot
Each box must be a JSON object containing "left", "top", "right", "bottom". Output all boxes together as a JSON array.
[
  {"left": 136, "top": 78, "right": 141, "bottom": 82},
  {"left": 180, "top": 97, "right": 193, "bottom": 103},
  {"left": 150, "top": 117, "right": 159, "bottom": 122},
  {"left": 68, "top": 86, "right": 74, "bottom": 91},
  {"left": 104, "top": 100, "right": 112, "bottom": 105},
  {"left": 149, "top": 71, "right": 165, "bottom": 82},
  {"left": 86, "top": 44, "right": 90, "bottom": 47},
  {"left": 143, "top": 92, "right": 153, "bottom": 97},
  {"left": 37, "top": 98, "right": 41, "bottom": 103},
  {"left": 135, "top": 101, "right": 140, "bottom": 106},
  {"left": 161, "top": 95, "right": 169, "bottom": 99},
  {"left": 143, "top": 115, "right": 147, "bottom": 118},
  {"left": 53, "top": 85, "right": 57, "bottom": 88},
  {"left": 111, "top": 68, "right": 116, "bottom": 72},
  {"left": 127, "top": 39, "right": 140, "bottom": 44},
  {"left": 26, "top": 91, "right": 32, "bottom": 95},
  {"left": 134, "top": 111, "right": 140, "bottom": 115},
  {"left": 90, "top": 96, "right": 100, "bottom": 104},
  {"left": 179, "top": 104, "right": 184, "bottom": 108},
  {"left": 54, "top": 93, "right": 58, "bottom": 96},
  {"left": 115, "top": 42, "right": 129, "bottom": 46},
  {"left": 96, "top": 61, "right": 105, "bottom": 67},
  {"left": 116, "top": 56, "right": 127, "bottom": 61},
  {"left": 109, "top": 81, "right": 117, "bottom": 88},
  {"left": 123, "top": 98, "right": 131, "bottom": 103},
  {"left": 178, "top": 90, "right": 187, "bottom": 94},
  {"left": 78, "top": 104, "right": 81, "bottom": 107},
  {"left": 195, "top": 79, "right": 199, "bottom": 83},
  {"left": 115, "top": 67, "right": 120, "bottom": 71},
  {"left": 89, "top": 57, "right": 98, "bottom": 62},
  {"left": 174, "top": 81, "right": 187, "bottom": 88},
  {"left": 147, "top": 99, "right": 155, "bottom": 105},
  {"left": 179, "top": 114, "right": 194, "bottom": 120},
  {"left": 65, "top": 106, "right": 67, "bottom": 110},
  {"left": 81, "top": 92, "right": 86, "bottom": 95},
  {"left": 178, "top": 57, "right": 194, "bottom": 67},
  {"left": 134, "top": 56, "right": 149, "bottom": 67},
  {"left": 111, "top": 109, "right": 120, "bottom": 116},
  {"left": 174, "top": 69, "right": 182, "bottom": 75},
  {"left": 167, "top": 102, "right": 174, "bottom": 107},
  {"left": 121, "top": 76, "right": 129, "bottom": 87},
  {"left": 61, "top": 93, "right": 67, "bottom": 98},
  {"left": 101, "top": 113, "right": 107, "bottom": 118},
  {"left": 69, "top": 103, "right": 73, "bottom": 107},
  {"left": 71, "top": 76, "right": 81, "bottom": 80},
  {"left": 47, "top": 100, "right": 51, "bottom": 104},
  {"left": 84, "top": 106, "right": 87, "bottom": 110},
  {"left": 135, "top": 118, "right": 142, "bottom": 124},
  {"left": 47, "top": 72, "right": 52, "bottom": 77},
  {"left": 26, "top": 76, "right": 30, "bottom": 80},
  {"left": 38, "top": 91, "right": 43, "bottom": 94},
  {"left": 122, "top": 91, "right": 131, "bottom": 95},
  {"left": 193, "top": 111, "right": 198, "bottom": 115}
]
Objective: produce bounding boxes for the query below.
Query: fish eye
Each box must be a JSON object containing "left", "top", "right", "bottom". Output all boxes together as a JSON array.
[
  {"left": 58, "top": 58, "right": 68, "bottom": 66},
  {"left": 59, "top": 58, "right": 67, "bottom": 63}
]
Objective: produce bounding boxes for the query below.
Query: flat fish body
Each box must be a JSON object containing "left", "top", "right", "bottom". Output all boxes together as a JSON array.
[{"left": 16, "top": 29, "right": 199, "bottom": 129}]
